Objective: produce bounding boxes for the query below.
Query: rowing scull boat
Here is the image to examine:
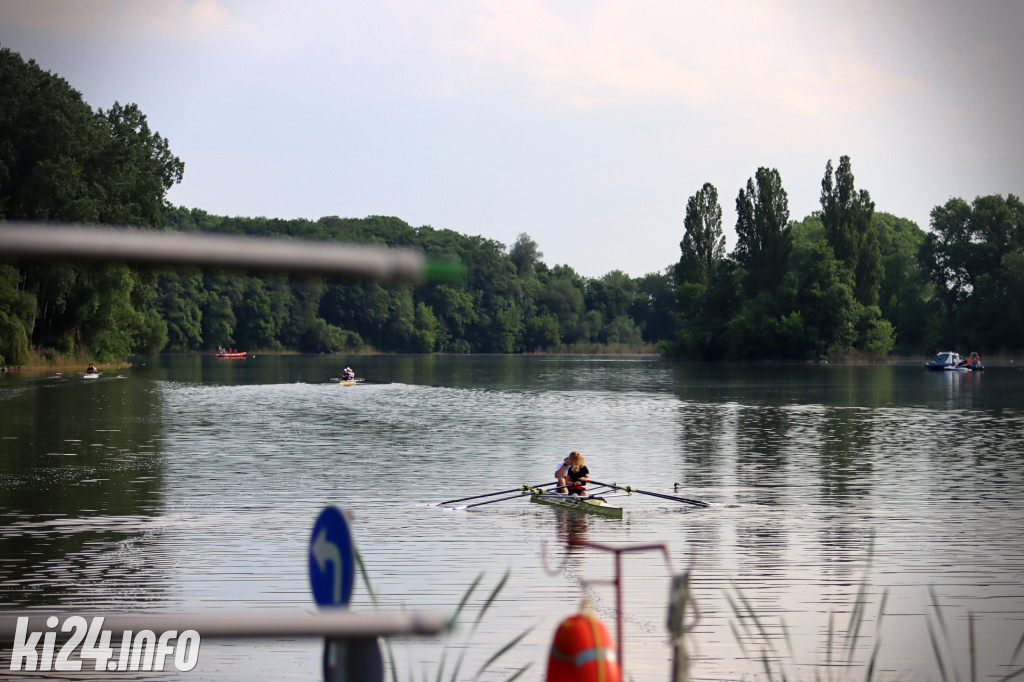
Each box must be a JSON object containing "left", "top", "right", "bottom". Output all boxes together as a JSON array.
[{"left": 529, "top": 490, "right": 624, "bottom": 519}]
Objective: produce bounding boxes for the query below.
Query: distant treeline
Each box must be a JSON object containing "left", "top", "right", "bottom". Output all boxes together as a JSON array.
[
  {"left": 1, "top": 45, "right": 1022, "bottom": 365},
  {"left": 153, "top": 209, "right": 669, "bottom": 355}
]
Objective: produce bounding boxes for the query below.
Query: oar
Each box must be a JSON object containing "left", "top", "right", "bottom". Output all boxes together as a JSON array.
[
  {"left": 431, "top": 482, "right": 558, "bottom": 507},
  {"left": 449, "top": 490, "right": 538, "bottom": 511},
  {"left": 590, "top": 481, "right": 710, "bottom": 508}
]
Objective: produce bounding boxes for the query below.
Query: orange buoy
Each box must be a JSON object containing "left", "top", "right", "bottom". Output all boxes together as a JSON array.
[{"left": 545, "top": 611, "right": 621, "bottom": 682}]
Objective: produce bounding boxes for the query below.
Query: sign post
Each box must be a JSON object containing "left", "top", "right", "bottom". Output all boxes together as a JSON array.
[{"left": 309, "top": 506, "right": 382, "bottom": 682}]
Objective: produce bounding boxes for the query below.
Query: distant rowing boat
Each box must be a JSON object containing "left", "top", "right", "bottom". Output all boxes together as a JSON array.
[
  {"left": 530, "top": 490, "right": 623, "bottom": 519},
  {"left": 436, "top": 480, "right": 709, "bottom": 516},
  {"left": 215, "top": 351, "right": 246, "bottom": 359}
]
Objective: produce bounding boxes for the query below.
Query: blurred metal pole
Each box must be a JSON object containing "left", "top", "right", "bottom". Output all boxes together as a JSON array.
[
  {"left": 324, "top": 637, "right": 384, "bottom": 682},
  {"left": 0, "top": 223, "right": 459, "bottom": 282},
  {"left": 668, "top": 572, "right": 699, "bottom": 682},
  {"left": 0, "top": 609, "right": 446, "bottom": 641}
]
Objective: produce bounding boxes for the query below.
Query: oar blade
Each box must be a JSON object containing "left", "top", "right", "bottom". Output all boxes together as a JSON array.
[
  {"left": 591, "top": 480, "right": 710, "bottom": 508},
  {"left": 434, "top": 481, "right": 557, "bottom": 507},
  {"left": 450, "top": 489, "right": 539, "bottom": 511}
]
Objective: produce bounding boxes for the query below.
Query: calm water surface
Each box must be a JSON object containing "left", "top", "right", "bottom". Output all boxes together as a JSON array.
[{"left": 1, "top": 355, "right": 1023, "bottom": 681}]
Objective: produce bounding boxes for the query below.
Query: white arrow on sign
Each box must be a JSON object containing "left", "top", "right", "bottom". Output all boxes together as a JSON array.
[{"left": 312, "top": 527, "right": 343, "bottom": 604}]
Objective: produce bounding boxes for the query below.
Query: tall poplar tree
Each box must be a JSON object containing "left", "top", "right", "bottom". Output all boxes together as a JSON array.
[
  {"left": 820, "top": 156, "right": 882, "bottom": 306},
  {"left": 734, "top": 167, "right": 791, "bottom": 295},
  {"left": 677, "top": 182, "right": 725, "bottom": 286}
]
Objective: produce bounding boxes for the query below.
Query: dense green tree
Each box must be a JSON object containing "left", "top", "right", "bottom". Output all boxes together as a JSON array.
[
  {"left": 605, "top": 315, "right": 643, "bottom": 346},
  {"left": 630, "top": 270, "right": 678, "bottom": 342},
  {"left": 0, "top": 47, "right": 183, "bottom": 360},
  {"left": 1, "top": 47, "right": 103, "bottom": 221},
  {"left": 304, "top": 318, "right": 357, "bottom": 353},
  {"left": 95, "top": 103, "right": 184, "bottom": 226},
  {"left": 670, "top": 259, "right": 745, "bottom": 360},
  {"left": 922, "top": 194, "right": 1024, "bottom": 350},
  {"left": 1002, "top": 251, "right": 1024, "bottom": 349},
  {"left": 525, "top": 314, "right": 560, "bottom": 350},
  {"left": 734, "top": 167, "right": 791, "bottom": 295},
  {"left": 0, "top": 309, "right": 30, "bottom": 365},
  {"left": 320, "top": 282, "right": 390, "bottom": 347},
  {"left": 586, "top": 270, "right": 635, "bottom": 322},
  {"left": 0, "top": 264, "right": 34, "bottom": 364},
  {"left": 386, "top": 286, "right": 417, "bottom": 352},
  {"left": 722, "top": 297, "right": 804, "bottom": 360},
  {"left": 538, "top": 272, "right": 586, "bottom": 344},
  {"left": 488, "top": 305, "right": 523, "bottom": 353},
  {"left": 154, "top": 270, "right": 204, "bottom": 351},
  {"left": 71, "top": 265, "right": 154, "bottom": 360},
  {"left": 411, "top": 302, "right": 438, "bottom": 353},
  {"left": 873, "top": 213, "right": 934, "bottom": 353},
  {"left": 234, "top": 279, "right": 278, "bottom": 350},
  {"left": 284, "top": 278, "right": 326, "bottom": 351},
  {"left": 425, "top": 285, "right": 478, "bottom": 352},
  {"left": 789, "top": 227, "right": 858, "bottom": 357},
  {"left": 201, "top": 293, "right": 237, "bottom": 350}
]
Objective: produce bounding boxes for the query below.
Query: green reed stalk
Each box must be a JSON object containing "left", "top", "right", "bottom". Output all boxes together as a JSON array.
[{"left": 353, "top": 557, "right": 529, "bottom": 682}]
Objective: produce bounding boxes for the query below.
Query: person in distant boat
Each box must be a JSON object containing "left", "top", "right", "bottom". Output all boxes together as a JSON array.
[
  {"left": 342, "top": 367, "right": 355, "bottom": 381},
  {"left": 555, "top": 451, "right": 590, "bottom": 497},
  {"left": 86, "top": 363, "right": 97, "bottom": 374}
]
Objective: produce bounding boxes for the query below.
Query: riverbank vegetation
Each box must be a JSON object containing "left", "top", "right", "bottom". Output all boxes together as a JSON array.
[{"left": 2, "top": 46, "right": 1022, "bottom": 367}]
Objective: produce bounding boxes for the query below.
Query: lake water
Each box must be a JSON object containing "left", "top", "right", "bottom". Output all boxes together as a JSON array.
[{"left": 2, "top": 354, "right": 1023, "bottom": 681}]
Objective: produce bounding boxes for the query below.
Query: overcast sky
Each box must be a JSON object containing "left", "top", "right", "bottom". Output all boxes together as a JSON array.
[{"left": 2, "top": 1, "right": 1022, "bottom": 278}]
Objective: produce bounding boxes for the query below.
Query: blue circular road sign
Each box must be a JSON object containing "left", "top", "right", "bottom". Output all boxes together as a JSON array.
[{"left": 309, "top": 506, "right": 355, "bottom": 607}]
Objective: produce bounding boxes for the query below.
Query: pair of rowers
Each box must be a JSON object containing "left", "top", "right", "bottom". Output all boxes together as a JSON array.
[{"left": 554, "top": 451, "right": 590, "bottom": 497}]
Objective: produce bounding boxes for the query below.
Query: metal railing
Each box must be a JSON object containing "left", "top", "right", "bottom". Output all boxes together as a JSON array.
[
  {"left": 0, "top": 609, "right": 447, "bottom": 681},
  {"left": 0, "top": 609, "right": 446, "bottom": 641},
  {"left": 0, "top": 222, "right": 463, "bottom": 282}
]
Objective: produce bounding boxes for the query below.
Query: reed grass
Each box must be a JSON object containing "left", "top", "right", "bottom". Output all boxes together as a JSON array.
[
  {"left": 725, "top": 576, "right": 887, "bottom": 682},
  {"left": 923, "top": 589, "right": 1024, "bottom": 682},
  {"left": 724, "top": 575, "right": 1024, "bottom": 682},
  {"left": 354, "top": 550, "right": 532, "bottom": 682}
]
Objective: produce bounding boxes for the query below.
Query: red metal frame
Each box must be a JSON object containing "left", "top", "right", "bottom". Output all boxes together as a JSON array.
[{"left": 567, "top": 538, "right": 673, "bottom": 674}]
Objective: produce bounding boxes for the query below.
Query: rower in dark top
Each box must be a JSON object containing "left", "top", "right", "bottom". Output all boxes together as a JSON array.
[{"left": 555, "top": 451, "right": 590, "bottom": 497}]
